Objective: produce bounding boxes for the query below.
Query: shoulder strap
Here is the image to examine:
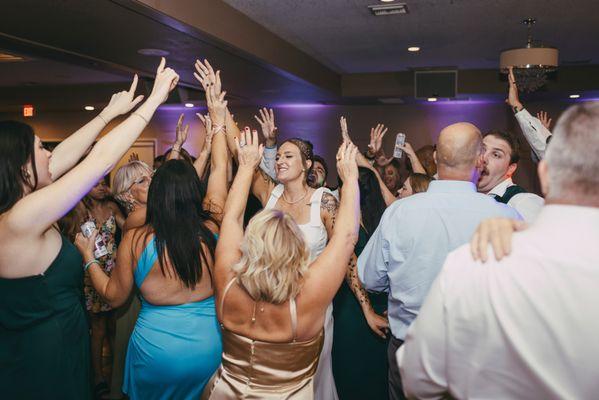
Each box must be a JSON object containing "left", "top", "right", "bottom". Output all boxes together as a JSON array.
[
  {"left": 289, "top": 297, "right": 298, "bottom": 342},
  {"left": 496, "top": 185, "right": 527, "bottom": 204},
  {"left": 308, "top": 187, "right": 329, "bottom": 226},
  {"left": 219, "top": 277, "right": 238, "bottom": 319},
  {"left": 134, "top": 237, "right": 158, "bottom": 287},
  {"left": 265, "top": 184, "right": 284, "bottom": 209}
]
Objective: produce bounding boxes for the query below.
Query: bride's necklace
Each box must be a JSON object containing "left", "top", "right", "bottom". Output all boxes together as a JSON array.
[{"left": 282, "top": 188, "right": 308, "bottom": 204}]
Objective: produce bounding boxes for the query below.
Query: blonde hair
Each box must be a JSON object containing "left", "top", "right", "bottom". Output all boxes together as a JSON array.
[
  {"left": 232, "top": 209, "right": 310, "bottom": 304},
  {"left": 112, "top": 160, "right": 153, "bottom": 211}
]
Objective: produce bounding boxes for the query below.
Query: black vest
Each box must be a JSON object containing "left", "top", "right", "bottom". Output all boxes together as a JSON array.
[{"left": 494, "top": 184, "right": 527, "bottom": 204}]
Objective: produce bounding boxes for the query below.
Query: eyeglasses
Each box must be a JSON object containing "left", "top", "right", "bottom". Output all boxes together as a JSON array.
[{"left": 125, "top": 174, "right": 152, "bottom": 192}]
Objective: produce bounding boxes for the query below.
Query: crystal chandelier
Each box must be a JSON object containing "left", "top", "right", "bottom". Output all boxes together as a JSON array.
[{"left": 500, "top": 18, "right": 559, "bottom": 92}]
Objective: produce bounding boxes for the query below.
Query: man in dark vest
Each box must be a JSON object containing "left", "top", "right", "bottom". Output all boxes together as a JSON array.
[{"left": 477, "top": 130, "right": 544, "bottom": 223}]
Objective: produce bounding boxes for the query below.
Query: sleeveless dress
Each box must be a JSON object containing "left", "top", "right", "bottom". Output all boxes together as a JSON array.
[
  {"left": 84, "top": 214, "right": 117, "bottom": 313},
  {"left": 202, "top": 278, "right": 324, "bottom": 399},
  {"left": 123, "top": 237, "right": 222, "bottom": 400},
  {"left": 0, "top": 234, "right": 91, "bottom": 400},
  {"left": 265, "top": 184, "right": 338, "bottom": 400},
  {"left": 332, "top": 226, "right": 389, "bottom": 400}
]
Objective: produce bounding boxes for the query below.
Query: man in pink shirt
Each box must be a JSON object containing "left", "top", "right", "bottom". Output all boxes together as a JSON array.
[{"left": 397, "top": 102, "right": 599, "bottom": 399}]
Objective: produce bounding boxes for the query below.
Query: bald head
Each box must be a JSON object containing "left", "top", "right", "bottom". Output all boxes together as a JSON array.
[{"left": 435, "top": 122, "right": 483, "bottom": 180}]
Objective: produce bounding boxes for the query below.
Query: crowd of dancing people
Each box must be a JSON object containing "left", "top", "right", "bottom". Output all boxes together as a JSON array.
[{"left": 1, "top": 57, "right": 598, "bottom": 400}]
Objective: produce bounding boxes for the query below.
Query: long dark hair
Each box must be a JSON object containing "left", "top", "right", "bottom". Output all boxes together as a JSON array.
[
  {"left": 0, "top": 121, "right": 39, "bottom": 213},
  {"left": 145, "top": 160, "right": 217, "bottom": 289},
  {"left": 357, "top": 167, "right": 386, "bottom": 235}
]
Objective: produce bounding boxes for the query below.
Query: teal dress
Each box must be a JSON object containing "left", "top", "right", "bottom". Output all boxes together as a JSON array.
[
  {"left": 0, "top": 234, "right": 91, "bottom": 400},
  {"left": 123, "top": 237, "right": 222, "bottom": 400},
  {"left": 332, "top": 227, "right": 389, "bottom": 400}
]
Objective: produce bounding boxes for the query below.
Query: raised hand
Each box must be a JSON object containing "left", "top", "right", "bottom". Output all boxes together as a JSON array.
[
  {"left": 235, "top": 126, "right": 264, "bottom": 171},
  {"left": 368, "top": 123, "right": 388, "bottom": 155},
  {"left": 537, "top": 110, "right": 552, "bottom": 131},
  {"left": 398, "top": 142, "right": 416, "bottom": 158},
  {"left": 205, "top": 79, "right": 227, "bottom": 127},
  {"left": 100, "top": 74, "right": 145, "bottom": 120},
  {"left": 505, "top": 66, "right": 523, "bottom": 111},
  {"left": 336, "top": 141, "right": 359, "bottom": 183},
  {"left": 128, "top": 152, "right": 140, "bottom": 162},
  {"left": 254, "top": 108, "right": 278, "bottom": 147},
  {"left": 340, "top": 116, "right": 351, "bottom": 143},
  {"left": 174, "top": 113, "right": 190, "bottom": 148},
  {"left": 149, "top": 57, "right": 180, "bottom": 105},
  {"left": 194, "top": 59, "right": 221, "bottom": 94},
  {"left": 197, "top": 113, "right": 215, "bottom": 155}
]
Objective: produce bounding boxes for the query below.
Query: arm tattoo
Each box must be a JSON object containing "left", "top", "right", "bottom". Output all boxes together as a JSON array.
[
  {"left": 346, "top": 253, "right": 373, "bottom": 310},
  {"left": 320, "top": 192, "right": 373, "bottom": 311},
  {"left": 320, "top": 192, "right": 338, "bottom": 228}
]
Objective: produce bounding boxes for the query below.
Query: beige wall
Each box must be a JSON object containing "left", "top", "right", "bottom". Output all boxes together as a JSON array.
[{"left": 2, "top": 99, "right": 585, "bottom": 194}]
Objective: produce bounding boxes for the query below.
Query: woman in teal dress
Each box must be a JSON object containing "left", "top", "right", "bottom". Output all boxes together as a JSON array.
[
  {"left": 0, "top": 61, "right": 178, "bottom": 399},
  {"left": 333, "top": 167, "right": 390, "bottom": 400},
  {"left": 76, "top": 73, "right": 230, "bottom": 399}
]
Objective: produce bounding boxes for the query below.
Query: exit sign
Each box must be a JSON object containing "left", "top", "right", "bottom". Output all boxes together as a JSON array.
[{"left": 23, "top": 104, "right": 34, "bottom": 117}]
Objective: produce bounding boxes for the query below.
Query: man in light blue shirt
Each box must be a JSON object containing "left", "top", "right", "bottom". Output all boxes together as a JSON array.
[{"left": 357, "top": 122, "right": 521, "bottom": 400}]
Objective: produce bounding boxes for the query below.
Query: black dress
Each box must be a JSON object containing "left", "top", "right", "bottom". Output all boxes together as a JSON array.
[
  {"left": 332, "top": 227, "right": 389, "bottom": 400},
  {"left": 0, "top": 234, "right": 91, "bottom": 399}
]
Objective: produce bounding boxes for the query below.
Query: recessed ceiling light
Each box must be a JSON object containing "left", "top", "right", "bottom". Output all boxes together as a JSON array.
[
  {"left": 380, "top": 0, "right": 395, "bottom": 2},
  {"left": 427, "top": 97, "right": 438, "bottom": 102},
  {"left": 184, "top": 103, "right": 194, "bottom": 108},
  {"left": 408, "top": 46, "right": 420, "bottom": 52},
  {"left": 569, "top": 94, "right": 580, "bottom": 99},
  {"left": 137, "top": 48, "right": 170, "bottom": 57},
  {"left": 84, "top": 105, "right": 95, "bottom": 111}
]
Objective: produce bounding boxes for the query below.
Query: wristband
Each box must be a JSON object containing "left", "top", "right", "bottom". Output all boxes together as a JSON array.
[
  {"left": 97, "top": 114, "right": 108, "bottom": 125},
  {"left": 84, "top": 259, "right": 100, "bottom": 271}
]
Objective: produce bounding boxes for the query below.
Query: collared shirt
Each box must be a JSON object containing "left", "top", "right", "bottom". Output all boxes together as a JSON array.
[
  {"left": 397, "top": 205, "right": 599, "bottom": 400},
  {"left": 514, "top": 108, "right": 552, "bottom": 160},
  {"left": 357, "top": 180, "right": 521, "bottom": 340},
  {"left": 488, "top": 178, "right": 544, "bottom": 223}
]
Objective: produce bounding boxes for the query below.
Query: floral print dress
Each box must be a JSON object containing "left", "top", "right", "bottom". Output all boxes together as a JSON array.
[{"left": 84, "top": 214, "right": 117, "bottom": 313}]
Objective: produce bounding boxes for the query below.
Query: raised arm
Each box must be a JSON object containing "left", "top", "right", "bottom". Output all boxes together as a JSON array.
[
  {"left": 166, "top": 113, "right": 189, "bottom": 161},
  {"left": 507, "top": 67, "right": 551, "bottom": 159},
  {"left": 195, "top": 61, "right": 229, "bottom": 222},
  {"left": 215, "top": 129, "right": 263, "bottom": 285},
  {"left": 194, "top": 113, "right": 215, "bottom": 179},
  {"left": 400, "top": 142, "right": 427, "bottom": 175},
  {"left": 49, "top": 81, "right": 145, "bottom": 180},
  {"left": 304, "top": 142, "right": 360, "bottom": 307},
  {"left": 194, "top": 60, "right": 274, "bottom": 205},
  {"left": 5, "top": 58, "right": 179, "bottom": 237},
  {"left": 255, "top": 107, "right": 278, "bottom": 179}
]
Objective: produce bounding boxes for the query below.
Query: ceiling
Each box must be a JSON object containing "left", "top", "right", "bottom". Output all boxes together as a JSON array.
[
  {"left": 0, "top": 0, "right": 597, "bottom": 113},
  {"left": 223, "top": 0, "right": 599, "bottom": 73}
]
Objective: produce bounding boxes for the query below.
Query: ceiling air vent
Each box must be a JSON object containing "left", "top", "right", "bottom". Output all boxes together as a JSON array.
[{"left": 368, "top": 3, "right": 408, "bottom": 16}]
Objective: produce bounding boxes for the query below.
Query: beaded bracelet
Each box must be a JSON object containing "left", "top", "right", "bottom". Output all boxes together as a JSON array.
[{"left": 84, "top": 259, "right": 100, "bottom": 271}]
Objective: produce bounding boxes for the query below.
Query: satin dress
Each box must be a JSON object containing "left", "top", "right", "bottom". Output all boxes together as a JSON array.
[
  {"left": 202, "top": 279, "right": 324, "bottom": 399},
  {"left": 265, "top": 185, "right": 339, "bottom": 400},
  {"left": 123, "top": 237, "right": 222, "bottom": 399}
]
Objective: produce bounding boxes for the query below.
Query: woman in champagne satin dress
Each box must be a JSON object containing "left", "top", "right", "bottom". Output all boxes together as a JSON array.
[{"left": 202, "top": 134, "right": 361, "bottom": 399}]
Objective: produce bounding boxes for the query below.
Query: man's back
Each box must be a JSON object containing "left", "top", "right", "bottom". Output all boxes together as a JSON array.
[
  {"left": 358, "top": 180, "right": 520, "bottom": 340},
  {"left": 399, "top": 205, "right": 599, "bottom": 399}
]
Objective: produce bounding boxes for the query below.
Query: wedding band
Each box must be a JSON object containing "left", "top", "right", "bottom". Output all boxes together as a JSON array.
[{"left": 240, "top": 141, "right": 246, "bottom": 147}]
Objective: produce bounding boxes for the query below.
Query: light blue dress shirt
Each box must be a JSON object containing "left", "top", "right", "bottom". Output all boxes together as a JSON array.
[{"left": 357, "top": 180, "right": 521, "bottom": 340}]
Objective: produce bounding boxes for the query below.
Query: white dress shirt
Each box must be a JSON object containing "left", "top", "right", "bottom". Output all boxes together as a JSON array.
[
  {"left": 398, "top": 205, "right": 599, "bottom": 400},
  {"left": 514, "top": 108, "right": 552, "bottom": 160},
  {"left": 488, "top": 178, "right": 544, "bottom": 223},
  {"left": 358, "top": 180, "right": 521, "bottom": 340}
]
